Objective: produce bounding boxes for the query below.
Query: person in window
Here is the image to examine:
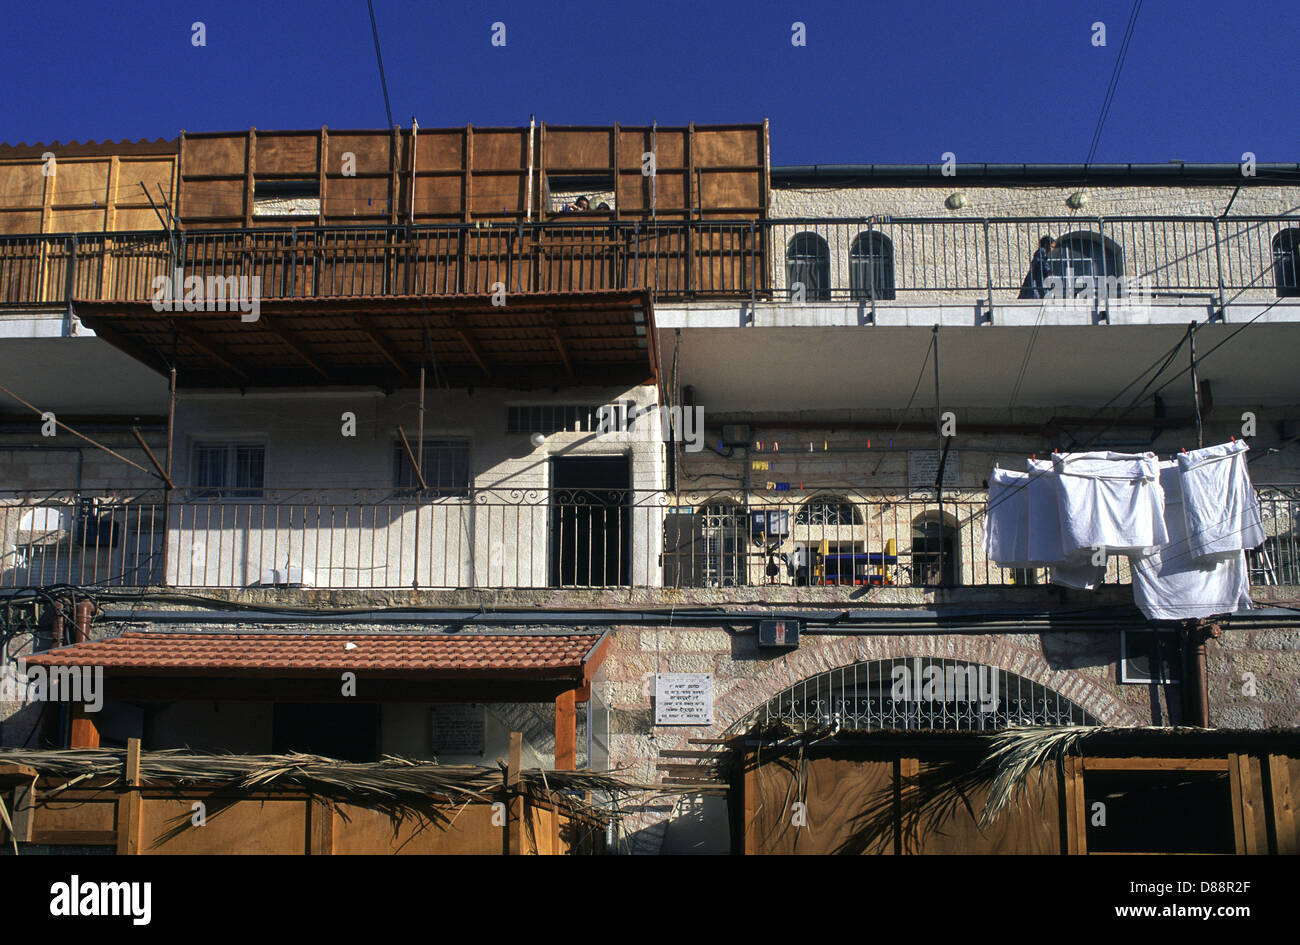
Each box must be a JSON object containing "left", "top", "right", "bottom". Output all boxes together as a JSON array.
[
  {"left": 565, "top": 195, "right": 591, "bottom": 212},
  {"left": 1018, "top": 235, "right": 1056, "bottom": 299}
]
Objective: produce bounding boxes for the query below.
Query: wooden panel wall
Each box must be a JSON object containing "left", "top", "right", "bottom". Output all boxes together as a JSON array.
[
  {"left": 0, "top": 152, "right": 176, "bottom": 235},
  {"left": 177, "top": 123, "right": 769, "bottom": 228}
]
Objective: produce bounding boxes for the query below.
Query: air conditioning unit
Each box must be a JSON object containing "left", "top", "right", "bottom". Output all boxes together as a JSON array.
[{"left": 758, "top": 619, "right": 800, "bottom": 648}]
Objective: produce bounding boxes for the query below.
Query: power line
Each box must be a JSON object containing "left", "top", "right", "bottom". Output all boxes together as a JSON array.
[
  {"left": 366, "top": 0, "right": 395, "bottom": 130},
  {"left": 1086, "top": 0, "right": 1143, "bottom": 166}
]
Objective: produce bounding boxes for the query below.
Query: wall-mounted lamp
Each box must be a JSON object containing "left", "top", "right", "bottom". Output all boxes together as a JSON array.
[
  {"left": 945, "top": 192, "right": 967, "bottom": 210},
  {"left": 530, "top": 433, "right": 547, "bottom": 448},
  {"left": 1067, "top": 190, "right": 1089, "bottom": 210}
]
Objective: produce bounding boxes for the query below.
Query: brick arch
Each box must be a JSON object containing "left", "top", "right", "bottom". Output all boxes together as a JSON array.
[{"left": 708, "top": 633, "right": 1143, "bottom": 732}]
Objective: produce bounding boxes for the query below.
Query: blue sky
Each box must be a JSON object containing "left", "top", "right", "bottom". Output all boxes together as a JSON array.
[{"left": 2, "top": 0, "right": 1295, "bottom": 165}]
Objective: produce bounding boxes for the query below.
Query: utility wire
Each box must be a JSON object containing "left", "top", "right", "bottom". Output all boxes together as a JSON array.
[
  {"left": 366, "top": 0, "right": 395, "bottom": 130},
  {"left": 1085, "top": 0, "right": 1143, "bottom": 166}
]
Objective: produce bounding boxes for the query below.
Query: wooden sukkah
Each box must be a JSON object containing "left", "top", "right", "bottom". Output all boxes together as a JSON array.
[{"left": 0, "top": 738, "right": 693, "bottom": 855}]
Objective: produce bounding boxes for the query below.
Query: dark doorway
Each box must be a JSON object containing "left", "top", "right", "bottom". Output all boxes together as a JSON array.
[
  {"left": 272, "top": 703, "right": 381, "bottom": 761},
  {"left": 550, "top": 456, "right": 631, "bottom": 586}
]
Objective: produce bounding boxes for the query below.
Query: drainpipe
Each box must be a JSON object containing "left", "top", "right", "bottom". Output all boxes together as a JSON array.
[{"left": 1191, "top": 621, "right": 1220, "bottom": 727}]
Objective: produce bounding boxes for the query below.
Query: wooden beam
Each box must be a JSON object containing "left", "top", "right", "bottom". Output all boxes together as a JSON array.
[
  {"left": 1081, "top": 757, "right": 1230, "bottom": 772},
  {"left": 115, "top": 737, "right": 143, "bottom": 855},
  {"left": 167, "top": 318, "right": 251, "bottom": 382},
  {"left": 1266, "top": 753, "right": 1297, "bottom": 854},
  {"left": 69, "top": 705, "right": 99, "bottom": 748},
  {"left": 506, "top": 731, "right": 522, "bottom": 855},
  {"left": 310, "top": 798, "right": 335, "bottom": 855},
  {"left": 450, "top": 314, "right": 491, "bottom": 377},
  {"left": 131, "top": 426, "right": 174, "bottom": 489},
  {"left": 396, "top": 426, "right": 428, "bottom": 490},
  {"left": 260, "top": 315, "right": 330, "bottom": 379},
  {"left": 542, "top": 309, "right": 574, "bottom": 382},
  {"left": 555, "top": 689, "right": 576, "bottom": 770},
  {"left": 345, "top": 314, "right": 412, "bottom": 379},
  {"left": 243, "top": 129, "right": 256, "bottom": 228}
]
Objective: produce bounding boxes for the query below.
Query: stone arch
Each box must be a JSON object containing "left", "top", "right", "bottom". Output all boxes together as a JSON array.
[{"left": 707, "top": 633, "right": 1143, "bottom": 733}]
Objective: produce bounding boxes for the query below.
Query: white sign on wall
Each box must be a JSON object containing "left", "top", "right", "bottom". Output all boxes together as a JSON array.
[
  {"left": 654, "top": 673, "right": 713, "bottom": 725},
  {"left": 431, "top": 703, "right": 486, "bottom": 755},
  {"left": 908, "top": 450, "right": 960, "bottom": 489}
]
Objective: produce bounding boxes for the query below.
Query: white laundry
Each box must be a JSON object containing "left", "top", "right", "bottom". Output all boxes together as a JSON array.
[
  {"left": 1129, "top": 461, "right": 1252, "bottom": 620},
  {"left": 1176, "top": 440, "right": 1264, "bottom": 559},
  {"left": 1052, "top": 451, "right": 1167, "bottom": 556},
  {"left": 1021, "top": 459, "right": 1107, "bottom": 588},
  {"left": 983, "top": 468, "right": 1034, "bottom": 566}
]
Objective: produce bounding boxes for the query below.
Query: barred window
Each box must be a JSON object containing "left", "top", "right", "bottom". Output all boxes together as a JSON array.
[
  {"left": 786, "top": 232, "right": 830, "bottom": 301},
  {"left": 393, "top": 438, "right": 471, "bottom": 496},
  {"left": 850, "top": 232, "right": 896, "bottom": 300},
  {"left": 191, "top": 442, "right": 265, "bottom": 498},
  {"left": 1274, "top": 229, "right": 1299, "bottom": 298}
]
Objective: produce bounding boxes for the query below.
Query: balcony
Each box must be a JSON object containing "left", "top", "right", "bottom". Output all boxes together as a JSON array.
[
  {"left": 0, "top": 215, "right": 1295, "bottom": 310},
  {"left": 3, "top": 486, "right": 1296, "bottom": 592}
]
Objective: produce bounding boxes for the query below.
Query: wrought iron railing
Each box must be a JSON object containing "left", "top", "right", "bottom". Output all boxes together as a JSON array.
[
  {"left": 2, "top": 486, "right": 1295, "bottom": 591},
  {"left": 0, "top": 215, "right": 1294, "bottom": 309}
]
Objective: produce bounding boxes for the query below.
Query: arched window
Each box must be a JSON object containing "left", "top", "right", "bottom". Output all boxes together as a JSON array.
[
  {"left": 1274, "top": 229, "right": 1299, "bottom": 298},
  {"left": 795, "top": 497, "right": 861, "bottom": 527},
  {"left": 849, "top": 232, "right": 896, "bottom": 300},
  {"left": 912, "top": 510, "right": 958, "bottom": 586},
  {"left": 795, "top": 497, "right": 863, "bottom": 584},
  {"left": 1049, "top": 231, "right": 1124, "bottom": 298},
  {"left": 753, "top": 657, "right": 1099, "bottom": 731},
  {"left": 786, "top": 232, "right": 830, "bottom": 301}
]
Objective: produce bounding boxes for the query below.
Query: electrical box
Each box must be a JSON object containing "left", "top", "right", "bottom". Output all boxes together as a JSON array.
[
  {"left": 758, "top": 619, "right": 800, "bottom": 648},
  {"left": 750, "top": 509, "right": 790, "bottom": 540},
  {"left": 721, "top": 424, "right": 751, "bottom": 446}
]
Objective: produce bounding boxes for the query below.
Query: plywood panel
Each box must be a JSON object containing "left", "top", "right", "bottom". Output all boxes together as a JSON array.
[
  {"left": 331, "top": 800, "right": 503, "bottom": 854},
  {"left": 326, "top": 133, "right": 394, "bottom": 175},
  {"left": 747, "top": 751, "right": 897, "bottom": 854},
  {"left": 0, "top": 210, "right": 43, "bottom": 234},
  {"left": 49, "top": 209, "right": 106, "bottom": 232},
  {"left": 183, "top": 136, "right": 248, "bottom": 176},
  {"left": 137, "top": 796, "right": 309, "bottom": 854},
  {"left": 0, "top": 163, "right": 47, "bottom": 207},
  {"left": 415, "top": 131, "right": 465, "bottom": 171},
  {"left": 915, "top": 759, "right": 1060, "bottom": 854},
  {"left": 50, "top": 161, "right": 108, "bottom": 200},
  {"left": 695, "top": 128, "right": 761, "bottom": 165},
  {"left": 183, "top": 179, "right": 246, "bottom": 219},
  {"left": 256, "top": 135, "right": 320, "bottom": 175},
  {"left": 546, "top": 130, "right": 609, "bottom": 168},
  {"left": 35, "top": 792, "right": 118, "bottom": 833}
]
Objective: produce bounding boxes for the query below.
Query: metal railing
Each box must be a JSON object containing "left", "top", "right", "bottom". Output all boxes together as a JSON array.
[
  {"left": 3, "top": 486, "right": 1295, "bottom": 591},
  {"left": 0, "top": 215, "right": 1294, "bottom": 310}
]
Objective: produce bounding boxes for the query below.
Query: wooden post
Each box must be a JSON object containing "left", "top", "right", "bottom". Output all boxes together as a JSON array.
[
  {"left": 1265, "top": 753, "right": 1296, "bottom": 854},
  {"left": 115, "top": 737, "right": 142, "bottom": 855},
  {"left": 506, "top": 731, "right": 523, "bottom": 855},
  {"left": 0, "top": 764, "right": 38, "bottom": 843},
  {"left": 554, "top": 689, "right": 576, "bottom": 770},
  {"left": 69, "top": 704, "right": 99, "bottom": 748},
  {"left": 310, "top": 798, "right": 335, "bottom": 855}
]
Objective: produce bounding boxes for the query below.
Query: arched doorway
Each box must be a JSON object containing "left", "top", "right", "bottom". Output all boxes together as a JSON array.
[{"left": 911, "top": 509, "right": 958, "bottom": 586}]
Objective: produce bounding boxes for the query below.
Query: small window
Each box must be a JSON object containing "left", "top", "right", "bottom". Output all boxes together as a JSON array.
[
  {"left": 190, "top": 442, "right": 265, "bottom": 498},
  {"left": 1273, "top": 229, "right": 1299, "bottom": 298},
  {"left": 850, "top": 232, "right": 896, "bottom": 300},
  {"left": 1120, "top": 630, "right": 1182, "bottom": 684},
  {"left": 786, "top": 232, "right": 830, "bottom": 301},
  {"left": 546, "top": 174, "right": 615, "bottom": 214},
  {"left": 253, "top": 179, "right": 320, "bottom": 218},
  {"left": 393, "top": 438, "right": 471, "bottom": 497}
]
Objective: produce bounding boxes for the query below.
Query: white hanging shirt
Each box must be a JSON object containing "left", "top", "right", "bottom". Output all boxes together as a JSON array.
[
  {"left": 983, "top": 468, "right": 1034, "bottom": 567},
  {"left": 1129, "top": 461, "right": 1252, "bottom": 620},
  {"left": 1052, "top": 450, "right": 1167, "bottom": 556},
  {"left": 1022, "top": 459, "right": 1107, "bottom": 588},
  {"left": 1176, "top": 440, "right": 1265, "bottom": 559}
]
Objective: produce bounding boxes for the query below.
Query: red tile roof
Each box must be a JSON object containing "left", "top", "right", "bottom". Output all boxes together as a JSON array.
[{"left": 25, "top": 632, "right": 606, "bottom": 679}]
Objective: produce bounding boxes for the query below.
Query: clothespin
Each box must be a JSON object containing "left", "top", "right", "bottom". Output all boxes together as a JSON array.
[
  {"left": 774, "top": 441, "right": 779, "bottom": 452},
  {"left": 1031, "top": 453, "right": 1037, "bottom": 461},
  {"left": 808, "top": 441, "right": 813, "bottom": 453},
  {"left": 867, "top": 439, "right": 871, "bottom": 448},
  {"left": 1181, "top": 447, "right": 1187, "bottom": 454},
  {"left": 1231, "top": 435, "right": 1236, "bottom": 443}
]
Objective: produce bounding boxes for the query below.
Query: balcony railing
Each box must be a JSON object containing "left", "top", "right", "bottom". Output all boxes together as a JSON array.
[
  {"left": 3, "top": 486, "right": 1296, "bottom": 591},
  {"left": 0, "top": 216, "right": 1294, "bottom": 310}
]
